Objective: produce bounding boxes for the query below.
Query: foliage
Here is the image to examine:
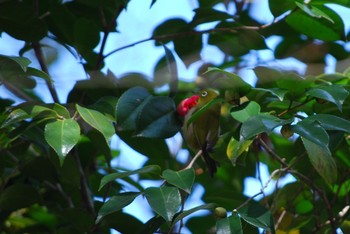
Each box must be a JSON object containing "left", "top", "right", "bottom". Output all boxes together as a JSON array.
[{"left": 1, "top": 0, "right": 350, "bottom": 233}]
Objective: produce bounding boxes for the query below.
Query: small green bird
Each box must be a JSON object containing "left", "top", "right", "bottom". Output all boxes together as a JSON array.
[{"left": 177, "top": 89, "right": 221, "bottom": 176}]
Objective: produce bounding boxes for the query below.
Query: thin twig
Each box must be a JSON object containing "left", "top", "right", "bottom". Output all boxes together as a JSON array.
[
  {"left": 95, "top": 4, "right": 126, "bottom": 69},
  {"left": 102, "top": 13, "right": 289, "bottom": 61},
  {"left": 259, "top": 136, "right": 338, "bottom": 233},
  {"left": 32, "top": 42, "right": 60, "bottom": 103},
  {"left": 74, "top": 153, "right": 95, "bottom": 215},
  {"left": 183, "top": 150, "right": 202, "bottom": 170}
]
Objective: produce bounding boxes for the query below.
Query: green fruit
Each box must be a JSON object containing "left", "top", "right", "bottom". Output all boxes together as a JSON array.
[
  {"left": 281, "top": 124, "right": 293, "bottom": 138},
  {"left": 214, "top": 207, "right": 227, "bottom": 218}
]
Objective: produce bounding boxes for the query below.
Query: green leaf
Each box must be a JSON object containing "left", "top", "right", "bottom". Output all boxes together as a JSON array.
[
  {"left": 162, "top": 168, "right": 195, "bottom": 193},
  {"left": 292, "top": 120, "right": 329, "bottom": 147},
  {"left": 306, "top": 85, "right": 349, "bottom": 111},
  {"left": 26, "top": 67, "right": 53, "bottom": 84},
  {"left": 96, "top": 192, "right": 141, "bottom": 223},
  {"left": 240, "top": 114, "right": 292, "bottom": 139},
  {"left": 237, "top": 202, "right": 275, "bottom": 234},
  {"left": 302, "top": 137, "right": 337, "bottom": 185},
  {"left": 116, "top": 87, "right": 151, "bottom": 131},
  {"left": 307, "top": 114, "right": 350, "bottom": 133},
  {"left": 285, "top": 5, "right": 344, "bottom": 41},
  {"left": 53, "top": 103, "right": 71, "bottom": 119},
  {"left": 254, "top": 66, "right": 282, "bottom": 88},
  {"left": 216, "top": 215, "right": 243, "bottom": 234},
  {"left": 145, "top": 186, "right": 181, "bottom": 223},
  {"left": 76, "top": 104, "right": 115, "bottom": 141},
  {"left": 0, "top": 184, "right": 39, "bottom": 211},
  {"left": 0, "top": 55, "right": 31, "bottom": 72},
  {"left": 74, "top": 18, "right": 100, "bottom": 54},
  {"left": 1, "top": 105, "right": 53, "bottom": 128},
  {"left": 252, "top": 88, "right": 287, "bottom": 101},
  {"left": 136, "top": 96, "right": 181, "bottom": 138},
  {"left": 191, "top": 8, "right": 231, "bottom": 26},
  {"left": 137, "top": 216, "right": 165, "bottom": 234},
  {"left": 268, "top": 0, "right": 303, "bottom": 17},
  {"left": 204, "top": 67, "right": 252, "bottom": 93},
  {"left": 226, "top": 138, "right": 253, "bottom": 166},
  {"left": 44, "top": 119, "right": 80, "bottom": 164},
  {"left": 99, "top": 165, "right": 161, "bottom": 191},
  {"left": 117, "top": 131, "right": 171, "bottom": 159},
  {"left": 171, "top": 203, "right": 217, "bottom": 228},
  {"left": 231, "top": 101, "right": 260, "bottom": 123}
]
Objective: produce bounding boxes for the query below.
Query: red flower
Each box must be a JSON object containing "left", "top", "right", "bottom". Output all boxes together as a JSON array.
[{"left": 177, "top": 95, "right": 199, "bottom": 116}]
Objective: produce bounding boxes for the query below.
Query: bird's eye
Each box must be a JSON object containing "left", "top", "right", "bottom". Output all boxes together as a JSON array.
[{"left": 201, "top": 91, "right": 208, "bottom": 97}]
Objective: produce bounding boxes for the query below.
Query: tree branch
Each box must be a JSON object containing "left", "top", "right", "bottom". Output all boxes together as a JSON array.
[
  {"left": 32, "top": 42, "right": 60, "bottom": 103},
  {"left": 95, "top": 4, "right": 126, "bottom": 70},
  {"left": 102, "top": 13, "right": 289, "bottom": 62},
  {"left": 258, "top": 136, "right": 338, "bottom": 233}
]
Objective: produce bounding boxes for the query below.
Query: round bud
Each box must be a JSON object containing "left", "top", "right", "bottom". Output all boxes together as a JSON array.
[
  {"left": 280, "top": 124, "right": 293, "bottom": 138},
  {"left": 214, "top": 207, "right": 227, "bottom": 219}
]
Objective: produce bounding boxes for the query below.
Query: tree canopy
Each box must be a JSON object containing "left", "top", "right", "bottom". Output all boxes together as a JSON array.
[{"left": 1, "top": 0, "right": 350, "bottom": 233}]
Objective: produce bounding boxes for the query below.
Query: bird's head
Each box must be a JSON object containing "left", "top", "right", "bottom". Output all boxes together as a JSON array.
[
  {"left": 176, "top": 89, "right": 219, "bottom": 116},
  {"left": 196, "top": 89, "right": 219, "bottom": 106}
]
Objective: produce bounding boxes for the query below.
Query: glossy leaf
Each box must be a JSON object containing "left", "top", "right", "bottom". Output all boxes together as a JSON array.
[
  {"left": 136, "top": 96, "right": 181, "bottom": 138},
  {"left": 76, "top": 104, "right": 115, "bottom": 141},
  {"left": 99, "top": 165, "right": 161, "bottom": 191},
  {"left": 268, "top": 0, "right": 303, "bottom": 16},
  {"left": 204, "top": 67, "right": 252, "bottom": 93},
  {"left": 286, "top": 6, "right": 344, "bottom": 41},
  {"left": 231, "top": 101, "right": 260, "bottom": 123},
  {"left": 44, "top": 119, "right": 80, "bottom": 164},
  {"left": 237, "top": 202, "right": 275, "bottom": 234},
  {"left": 96, "top": 192, "right": 141, "bottom": 223},
  {"left": 302, "top": 137, "right": 337, "bottom": 185},
  {"left": 291, "top": 119, "right": 329, "bottom": 147},
  {"left": 307, "top": 114, "right": 350, "bottom": 133},
  {"left": 145, "top": 186, "right": 181, "bottom": 223},
  {"left": 226, "top": 138, "right": 253, "bottom": 166},
  {"left": 53, "top": 103, "right": 71, "bottom": 119},
  {"left": 171, "top": 203, "right": 217, "bottom": 227},
  {"left": 162, "top": 168, "right": 195, "bottom": 193},
  {"left": 216, "top": 215, "right": 243, "bottom": 234},
  {"left": 252, "top": 87, "right": 287, "bottom": 101},
  {"left": 306, "top": 85, "right": 349, "bottom": 111},
  {"left": 241, "top": 114, "right": 292, "bottom": 139},
  {"left": 116, "top": 86, "right": 151, "bottom": 131}
]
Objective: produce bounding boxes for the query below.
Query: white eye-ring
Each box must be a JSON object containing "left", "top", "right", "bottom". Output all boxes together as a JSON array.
[{"left": 201, "top": 91, "right": 208, "bottom": 97}]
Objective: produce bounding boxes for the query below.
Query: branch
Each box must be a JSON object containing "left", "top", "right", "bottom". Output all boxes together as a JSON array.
[
  {"left": 95, "top": 4, "right": 126, "bottom": 70},
  {"left": 259, "top": 136, "right": 338, "bottom": 233},
  {"left": 102, "top": 13, "right": 289, "bottom": 61},
  {"left": 32, "top": 42, "right": 60, "bottom": 103},
  {"left": 183, "top": 150, "right": 202, "bottom": 170},
  {"left": 74, "top": 153, "right": 95, "bottom": 215}
]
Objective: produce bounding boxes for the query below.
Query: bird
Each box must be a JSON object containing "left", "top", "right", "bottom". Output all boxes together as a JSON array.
[{"left": 177, "top": 89, "right": 221, "bottom": 176}]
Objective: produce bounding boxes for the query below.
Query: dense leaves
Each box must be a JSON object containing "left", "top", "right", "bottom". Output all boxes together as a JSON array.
[{"left": 1, "top": 0, "right": 350, "bottom": 233}]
